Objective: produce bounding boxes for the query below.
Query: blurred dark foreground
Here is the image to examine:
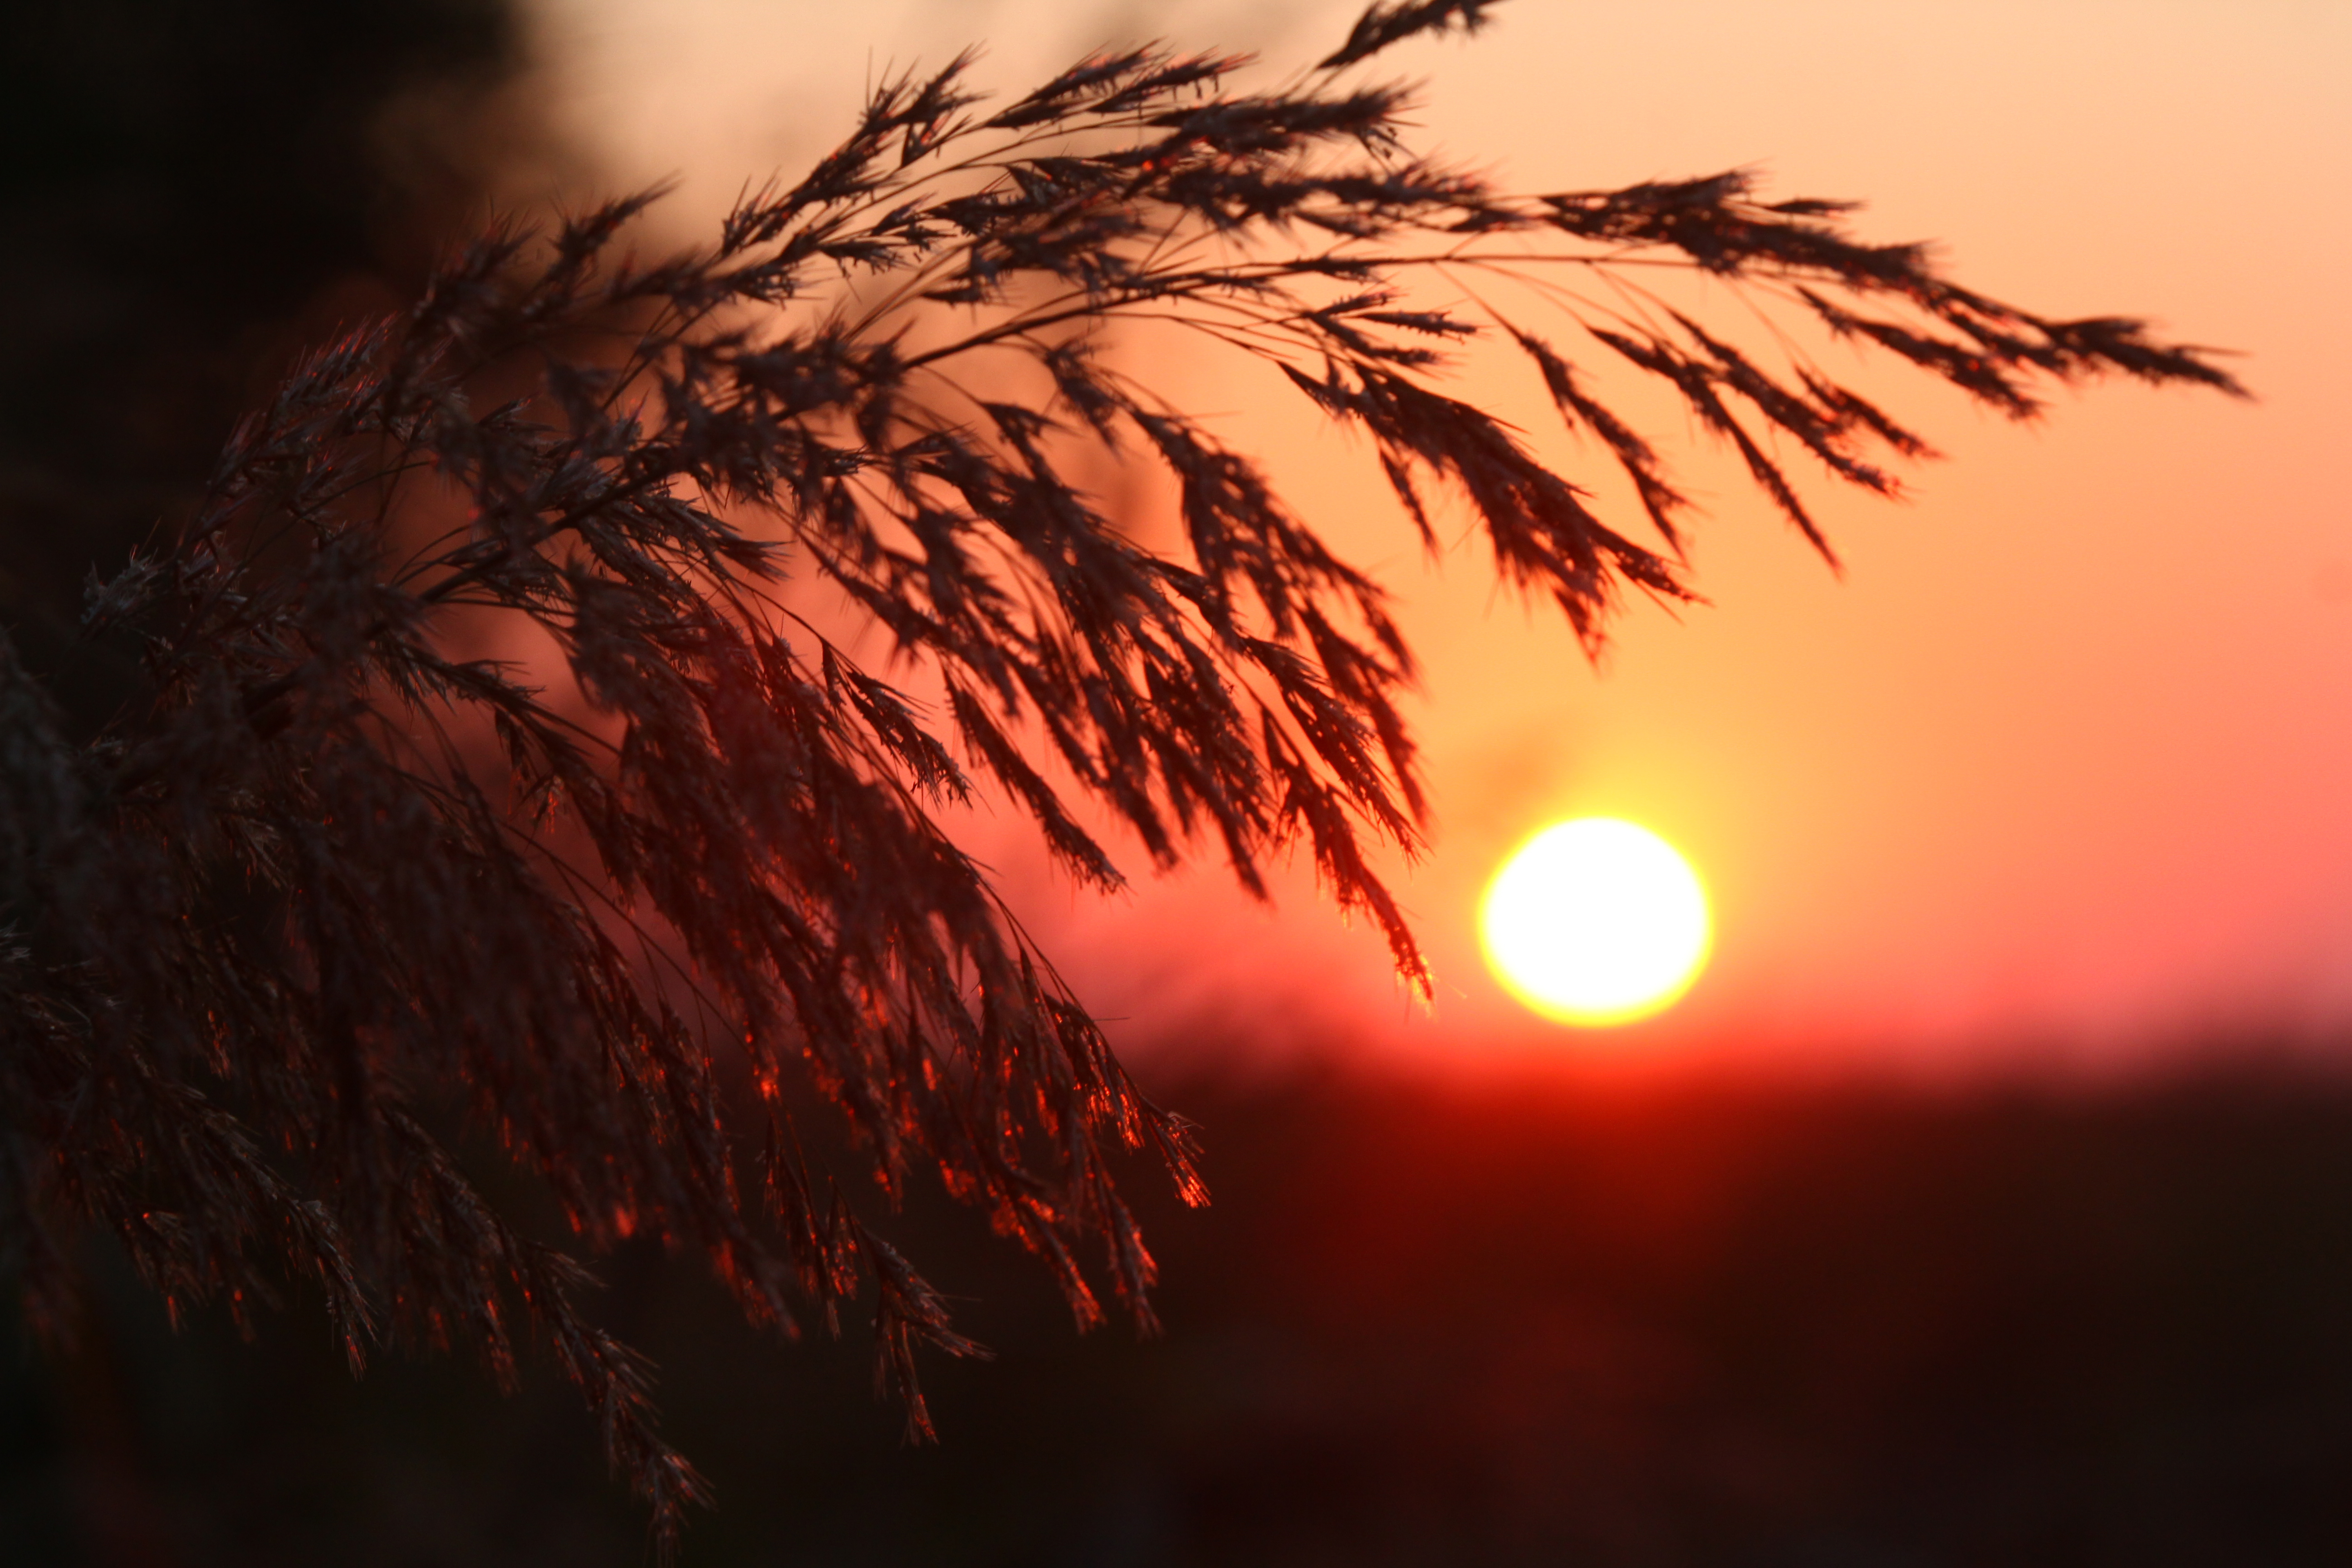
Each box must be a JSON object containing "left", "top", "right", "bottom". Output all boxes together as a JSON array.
[{"left": 7, "top": 1053, "right": 2352, "bottom": 1568}]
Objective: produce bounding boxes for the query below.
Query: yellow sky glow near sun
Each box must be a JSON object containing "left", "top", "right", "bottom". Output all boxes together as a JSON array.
[{"left": 533, "top": 0, "right": 2352, "bottom": 1077}]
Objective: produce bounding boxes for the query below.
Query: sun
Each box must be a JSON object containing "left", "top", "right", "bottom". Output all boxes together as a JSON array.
[{"left": 1479, "top": 817, "right": 1712, "bottom": 1026}]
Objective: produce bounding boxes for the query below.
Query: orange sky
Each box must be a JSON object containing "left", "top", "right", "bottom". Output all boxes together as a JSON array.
[{"left": 532, "top": 0, "right": 2352, "bottom": 1077}]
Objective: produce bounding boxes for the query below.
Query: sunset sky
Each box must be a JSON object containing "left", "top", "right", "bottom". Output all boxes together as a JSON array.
[{"left": 529, "top": 0, "right": 2352, "bottom": 1078}]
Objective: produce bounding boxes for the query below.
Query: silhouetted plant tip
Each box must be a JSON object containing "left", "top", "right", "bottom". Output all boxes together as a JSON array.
[{"left": 0, "top": 1, "right": 2239, "bottom": 1551}]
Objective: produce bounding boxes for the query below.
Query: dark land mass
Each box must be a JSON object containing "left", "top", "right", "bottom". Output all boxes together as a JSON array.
[{"left": 9, "top": 1055, "right": 2352, "bottom": 1567}]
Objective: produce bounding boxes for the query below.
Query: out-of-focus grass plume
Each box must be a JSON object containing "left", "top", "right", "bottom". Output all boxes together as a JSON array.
[{"left": 0, "top": 0, "right": 537, "bottom": 729}]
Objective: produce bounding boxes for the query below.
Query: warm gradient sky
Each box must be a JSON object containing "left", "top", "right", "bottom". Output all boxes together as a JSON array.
[{"left": 527, "top": 0, "right": 2352, "bottom": 1077}]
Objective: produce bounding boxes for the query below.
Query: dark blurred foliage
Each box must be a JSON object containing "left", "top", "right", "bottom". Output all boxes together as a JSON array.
[
  {"left": 8, "top": 1056, "right": 2352, "bottom": 1566},
  {"left": 0, "top": 0, "right": 530, "bottom": 731}
]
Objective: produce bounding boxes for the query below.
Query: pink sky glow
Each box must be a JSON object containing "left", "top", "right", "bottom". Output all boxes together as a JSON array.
[{"left": 529, "top": 0, "right": 2352, "bottom": 1077}]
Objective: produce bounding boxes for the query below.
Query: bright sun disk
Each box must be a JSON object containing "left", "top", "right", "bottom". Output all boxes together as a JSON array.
[{"left": 1480, "top": 817, "right": 1711, "bottom": 1027}]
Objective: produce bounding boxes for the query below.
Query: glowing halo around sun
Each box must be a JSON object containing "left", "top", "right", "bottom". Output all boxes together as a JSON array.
[{"left": 1479, "top": 817, "right": 1713, "bottom": 1027}]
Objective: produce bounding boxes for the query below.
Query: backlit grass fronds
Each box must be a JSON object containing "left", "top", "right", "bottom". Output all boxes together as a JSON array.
[{"left": 0, "top": 1, "right": 2239, "bottom": 1545}]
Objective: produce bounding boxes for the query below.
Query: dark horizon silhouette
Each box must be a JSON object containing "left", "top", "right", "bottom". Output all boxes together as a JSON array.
[{"left": 10, "top": 1049, "right": 2352, "bottom": 1564}]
